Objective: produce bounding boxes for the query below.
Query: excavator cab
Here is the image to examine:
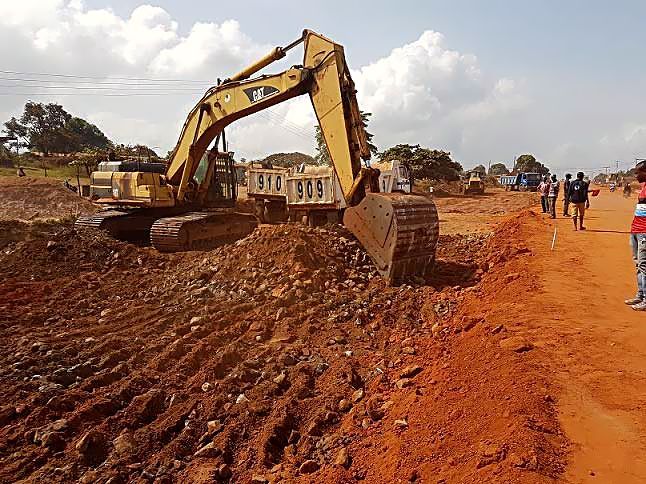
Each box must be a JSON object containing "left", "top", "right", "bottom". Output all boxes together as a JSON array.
[{"left": 194, "top": 150, "right": 237, "bottom": 208}]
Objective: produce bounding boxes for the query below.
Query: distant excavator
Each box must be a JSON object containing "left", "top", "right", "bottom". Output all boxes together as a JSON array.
[{"left": 76, "top": 29, "right": 439, "bottom": 283}]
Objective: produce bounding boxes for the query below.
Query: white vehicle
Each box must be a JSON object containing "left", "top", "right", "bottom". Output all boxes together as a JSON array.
[
  {"left": 247, "top": 160, "right": 412, "bottom": 225},
  {"left": 247, "top": 165, "right": 289, "bottom": 222}
]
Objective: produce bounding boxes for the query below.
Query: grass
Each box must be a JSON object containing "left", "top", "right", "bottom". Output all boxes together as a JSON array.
[{"left": 0, "top": 165, "right": 90, "bottom": 184}]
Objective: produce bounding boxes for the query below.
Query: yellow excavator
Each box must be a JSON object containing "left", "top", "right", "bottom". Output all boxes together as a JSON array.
[{"left": 76, "top": 29, "right": 439, "bottom": 283}]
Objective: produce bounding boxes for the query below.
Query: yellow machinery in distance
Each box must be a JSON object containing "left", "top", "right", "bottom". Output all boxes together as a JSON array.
[{"left": 76, "top": 29, "right": 439, "bottom": 283}]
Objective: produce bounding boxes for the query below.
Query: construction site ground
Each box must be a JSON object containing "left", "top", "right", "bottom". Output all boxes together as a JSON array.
[{"left": 0, "top": 177, "right": 643, "bottom": 483}]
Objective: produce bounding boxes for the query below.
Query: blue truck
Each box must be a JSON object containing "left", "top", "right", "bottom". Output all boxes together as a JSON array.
[{"left": 499, "top": 172, "right": 542, "bottom": 191}]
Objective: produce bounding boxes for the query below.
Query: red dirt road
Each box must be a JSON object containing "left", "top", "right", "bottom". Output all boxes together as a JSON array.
[{"left": 510, "top": 190, "right": 646, "bottom": 483}]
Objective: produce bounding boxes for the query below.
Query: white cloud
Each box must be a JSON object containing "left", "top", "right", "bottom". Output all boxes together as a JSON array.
[{"left": 352, "top": 30, "right": 529, "bottom": 162}]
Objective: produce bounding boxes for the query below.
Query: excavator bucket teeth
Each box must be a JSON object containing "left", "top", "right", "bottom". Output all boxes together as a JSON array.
[{"left": 343, "top": 193, "right": 439, "bottom": 284}]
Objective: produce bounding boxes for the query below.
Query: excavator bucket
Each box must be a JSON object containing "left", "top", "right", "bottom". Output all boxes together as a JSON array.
[{"left": 343, "top": 193, "right": 439, "bottom": 284}]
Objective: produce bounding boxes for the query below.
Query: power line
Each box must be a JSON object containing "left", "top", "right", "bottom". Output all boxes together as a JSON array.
[
  {"left": 0, "top": 92, "right": 201, "bottom": 97},
  {"left": 0, "top": 69, "right": 210, "bottom": 83},
  {"left": 262, "top": 109, "right": 315, "bottom": 139},
  {"left": 0, "top": 76, "right": 209, "bottom": 87},
  {"left": 0, "top": 84, "right": 205, "bottom": 91}
]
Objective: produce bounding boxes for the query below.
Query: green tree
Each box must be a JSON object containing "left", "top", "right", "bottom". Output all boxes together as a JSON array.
[
  {"left": 315, "top": 111, "right": 378, "bottom": 166},
  {"left": 65, "top": 117, "right": 111, "bottom": 152},
  {"left": 379, "top": 144, "right": 462, "bottom": 181},
  {"left": 472, "top": 164, "right": 487, "bottom": 174},
  {"left": 19, "top": 102, "right": 72, "bottom": 155},
  {"left": 3, "top": 117, "right": 28, "bottom": 152},
  {"left": 513, "top": 153, "right": 549, "bottom": 175},
  {"left": 489, "top": 162, "right": 510, "bottom": 176}
]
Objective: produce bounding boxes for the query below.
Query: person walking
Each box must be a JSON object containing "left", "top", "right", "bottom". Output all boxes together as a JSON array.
[
  {"left": 538, "top": 175, "right": 551, "bottom": 213},
  {"left": 548, "top": 174, "right": 560, "bottom": 219},
  {"left": 625, "top": 160, "right": 646, "bottom": 310},
  {"left": 563, "top": 173, "right": 572, "bottom": 216},
  {"left": 568, "top": 172, "right": 589, "bottom": 230}
]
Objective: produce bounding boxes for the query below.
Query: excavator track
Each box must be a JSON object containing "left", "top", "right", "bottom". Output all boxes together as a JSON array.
[
  {"left": 75, "top": 210, "right": 158, "bottom": 240},
  {"left": 75, "top": 210, "right": 127, "bottom": 231},
  {"left": 150, "top": 211, "right": 258, "bottom": 252},
  {"left": 343, "top": 192, "right": 439, "bottom": 284}
]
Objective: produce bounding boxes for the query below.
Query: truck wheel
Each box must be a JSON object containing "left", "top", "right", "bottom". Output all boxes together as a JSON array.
[
  {"left": 254, "top": 200, "right": 266, "bottom": 223},
  {"left": 265, "top": 201, "right": 287, "bottom": 223}
]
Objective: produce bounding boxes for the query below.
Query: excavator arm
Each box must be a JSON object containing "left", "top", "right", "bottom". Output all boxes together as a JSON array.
[
  {"left": 164, "top": 29, "right": 439, "bottom": 283},
  {"left": 166, "top": 30, "right": 374, "bottom": 206}
]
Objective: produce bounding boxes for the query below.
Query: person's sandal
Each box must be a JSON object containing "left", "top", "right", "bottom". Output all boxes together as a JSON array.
[
  {"left": 625, "top": 297, "right": 643, "bottom": 305},
  {"left": 632, "top": 301, "right": 646, "bottom": 311}
]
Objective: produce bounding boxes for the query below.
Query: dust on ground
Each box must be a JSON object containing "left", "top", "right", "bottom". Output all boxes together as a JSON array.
[{"left": 0, "top": 176, "right": 564, "bottom": 483}]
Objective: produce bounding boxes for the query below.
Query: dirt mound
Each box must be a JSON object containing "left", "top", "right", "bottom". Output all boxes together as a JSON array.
[
  {"left": 261, "top": 152, "right": 316, "bottom": 168},
  {"left": 0, "top": 176, "right": 97, "bottom": 221},
  {"left": 0, "top": 215, "right": 565, "bottom": 483},
  {"left": 0, "top": 225, "right": 166, "bottom": 282}
]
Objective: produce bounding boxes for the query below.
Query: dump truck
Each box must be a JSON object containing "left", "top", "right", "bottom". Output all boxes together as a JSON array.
[
  {"left": 247, "top": 160, "right": 412, "bottom": 225},
  {"left": 77, "top": 29, "right": 438, "bottom": 283},
  {"left": 499, "top": 172, "right": 542, "bottom": 191}
]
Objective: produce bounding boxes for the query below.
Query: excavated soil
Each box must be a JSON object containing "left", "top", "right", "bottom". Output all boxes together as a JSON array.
[
  {"left": 0, "top": 177, "right": 97, "bottom": 222},
  {"left": 0, "top": 179, "right": 564, "bottom": 483}
]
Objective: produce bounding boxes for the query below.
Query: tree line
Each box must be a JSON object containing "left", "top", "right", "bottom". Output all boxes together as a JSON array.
[
  {"left": 3, "top": 102, "right": 112, "bottom": 156},
  {"left": 2, "top": 101, "right": 550, "bottom": 182}
]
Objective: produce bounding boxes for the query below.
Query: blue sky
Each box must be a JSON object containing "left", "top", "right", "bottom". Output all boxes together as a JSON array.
[{"left": 2, "top": 0, "right": 645, "bottom": 174}]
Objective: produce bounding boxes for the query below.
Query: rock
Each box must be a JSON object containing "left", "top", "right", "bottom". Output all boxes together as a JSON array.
[
  {"left": 401, "top": 346, "right": 416, "bottom": 355},
  {"left": 477, "top": 442, "right": 506, "bottom": 468},
  {"left": 499, "top": 336, "right": 533, "bottom": 353},
  {"left": 49, "top": 419, "right": 69, "bottom": 432},
  {"left": 41, "top": 431, "right": 66, "bottom": 451},
  {"left": 113, "top": 432, "right": 137, "bottom": 457},
  {"left": 299, "top": 459, "right": 320, "bottom": 474},
  {"left": 460, "top": 316, "right": 481, "bottom": 331},
  {"left": 194, "top": 442, "right": 221, "bottom": 458},
  {"left": 394, "top": 419, "right": 409, "bottom": 429},
  {"left": 338, "top": 399, "right": 351, "bottom": 412},
  {"left": 396, "top": 378, "right": 411, "bottom": 389},
  {"left": 367, "top": 396, "right": 385, "bottom": 421},
  {"left": 491, "top": 324, "right": 504, "bottom": 334},
  {"left": 215, "top": 463, "right": 232, "bottom": 480},
  {"left": 400, "top": 365, "right": 422, "bottom": 378},
  {"left": 251, "top": 475, "right": 268, "bottom": 483},
  {"left": 504, "top": 273, "right": 520, "bottom": 282},
  {"left": 288, "top": 430, "right": 300, "bottom": 445},
  {"left": 201, "top": 382, "right": 213, "bottom": 392},
  {"left": 352, "top": 389, "right": 364, "bottom": 403},
  {"left": 189, "top": 316, "right": 203, "bottom": 326},
  {"left": 0, "top": 406, "right": 16, "bottom": 426},
  {"left": 207, "top": 420, "right": 222, "bottom": 434},
  {"left": 46, "top": 240, "right": 57, "bottom": 250},
  {"left": 76, "top": 430, "right": 108, "bottom": 464},
  {"left": 272, "top": 372, "right": 286, "bottom": 385},
  {"left": 236, "top": 393, "right": 249, "bottom": 404},
  {"left": 334, "top": 447, "right": 351, "bottom": 468}
]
